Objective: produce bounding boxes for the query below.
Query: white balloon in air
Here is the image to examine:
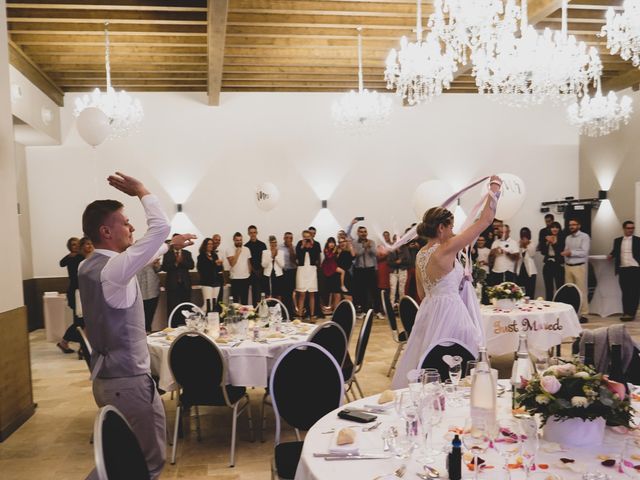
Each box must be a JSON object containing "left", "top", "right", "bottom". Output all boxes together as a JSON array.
[
  {"left": 255, "top": 182, "right": 280, "bottom": 211},
  {"left": 412, "top": 180, "right": 454, "bottom": 219},
  {"left": 485, "top": 173, "right": 526, "bottom": 220}
]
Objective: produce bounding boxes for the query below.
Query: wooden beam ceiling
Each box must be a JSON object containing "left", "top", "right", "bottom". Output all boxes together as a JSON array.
[{"left": 3, "top": 0, "right": 638, "bottom": 97}]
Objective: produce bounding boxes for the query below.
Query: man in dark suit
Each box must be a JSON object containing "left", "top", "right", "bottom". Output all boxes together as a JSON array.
[
  {"left": 608, "top": 221, "right": 640, "bottom": 321},
  {"left": 537, "top": 213, "right": 555, "bottom": 252},
  {"left": 162, "top": 233, "right": 195, "bottom": 315}
]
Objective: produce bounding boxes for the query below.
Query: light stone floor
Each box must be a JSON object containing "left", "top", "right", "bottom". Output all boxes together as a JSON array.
[{"left": 1, "top": 314, "right": 638, "bottom": 479}]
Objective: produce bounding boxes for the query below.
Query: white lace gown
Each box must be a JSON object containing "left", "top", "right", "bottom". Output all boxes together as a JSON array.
[{"left": 391, "top": 244, "right": 485, "bottom": 389}]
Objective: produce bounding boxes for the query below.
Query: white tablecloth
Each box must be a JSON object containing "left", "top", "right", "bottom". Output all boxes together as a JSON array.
[
  {"left": 589, "top": 255, "right": 623, "bottom": 317},
  {"left": 42, "top": 293, "right": 73, "bottom": 343},
  {"left": 481, "top": 300, "right": 582, "bottom": 356},
  {"left": 148, "top": 323, "right": 313, "bottom": 391},
  {"left": 295, "top": 381, "right": 639, "bottom": 480}
]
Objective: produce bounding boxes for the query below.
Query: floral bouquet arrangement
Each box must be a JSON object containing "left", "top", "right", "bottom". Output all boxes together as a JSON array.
[
  {"left": 487, "top": 281, "right": 524, "bottom": 301},
  {"left": 516, "top": 361, "right": 634, "bottom": 428}
]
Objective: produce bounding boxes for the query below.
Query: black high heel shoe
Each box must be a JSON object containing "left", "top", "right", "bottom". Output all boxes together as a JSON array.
[{"left": 56, "top": 342, "right": 74, "bottom": 354}]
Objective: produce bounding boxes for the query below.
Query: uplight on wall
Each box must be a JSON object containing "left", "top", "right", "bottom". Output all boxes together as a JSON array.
[
  {"left": 321, "top": 200, "right": 328, "bottom": 209},
  {"left": 176, "top": 204, "right": 183, "bottom": 213},
  {"left": 598, "top": 190, "right": 608, "bottom": 200}
]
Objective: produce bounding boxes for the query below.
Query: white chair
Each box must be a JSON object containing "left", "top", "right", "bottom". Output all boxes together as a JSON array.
[
  {"left": 168, "top": 302, "right": 203, "bottom": 328},
  {"left": 266, "top": 297, "right": 290, "bottom": 321}
]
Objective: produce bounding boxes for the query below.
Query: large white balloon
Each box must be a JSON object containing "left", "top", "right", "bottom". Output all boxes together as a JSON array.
[
  {"left": 76, "top": 107, "right": 110, "bottom": 147},
  {"left": 412, "top": 180, "right": 453, "bottom": 219},
  {"left": 255, "top": 182, "right": 280, "bottom": 211},
  {"left": 485, "top": 173, "right": 526, "bottom": 220}
]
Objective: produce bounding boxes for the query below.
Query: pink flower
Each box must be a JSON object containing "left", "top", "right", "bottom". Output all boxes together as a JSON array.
[
  {"left": 603, "top": 376, "right": 626, "bottom": 399},
  {"left": 540, "top": 375, "right": 562, "bottom": 395}
]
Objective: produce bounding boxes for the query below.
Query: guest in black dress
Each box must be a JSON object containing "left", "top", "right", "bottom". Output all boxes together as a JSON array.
[
  {"left": 197, "top": 237, "right": 223, "bottom": 310},
  {"left": 336, "top": 236, "right": 355, "bottom": 305}
]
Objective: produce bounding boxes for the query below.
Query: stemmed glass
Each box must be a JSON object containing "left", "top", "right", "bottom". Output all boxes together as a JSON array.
[
  {"left": 417, "top": 392, "right": 443, "bottom": 464},
  {"left": 517, "top": 416, "right": 539, "bottom": 479},
  {"left": 448, "top": 356, "right": 463, "bottom": 403},
  {"left": 462, "top": 418, "right": 491, "bottom": 480},
  {"left": 493, "top": 418, "right": 520, "bottom": 479},
  {"left": 532, "top": 352, "right": 549, "bottom": 375},
  {"left": 465, "top": 361, "right": 478, "bottom": 381},
  {"left": 393, "top": 391, "right": 419, "bottom": 459}
]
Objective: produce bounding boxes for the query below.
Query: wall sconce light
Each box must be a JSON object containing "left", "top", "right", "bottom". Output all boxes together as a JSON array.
[
  {"left": 10, "top": 84, "right": 22, "bottom": 103},
  {"left": 41, "top": 107, "right": 53, "bottom": 125},
  {"left": 598, "top": 190, "right": 608, "bottom": 200},
  {"left": 321, "top": 200, "right": 328, "bottom": 209},
  {"left": 177, "top": 204, "right": 183, "bottom": 213}
]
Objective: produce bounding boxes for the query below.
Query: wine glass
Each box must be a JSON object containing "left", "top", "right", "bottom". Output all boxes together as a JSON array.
[
  {"left": 517, "top": 416, "right": 539, "bottom": 479},
  {"left": 394, "top": 391, "right": 419, "bottom": 459},
  {"left": 493, "top": 418, "right": 520, "bottom": 478},
  {"left": 532, "top": 352, "right": 549, "bottom": 375},
  {"left": 462, "top": 418, "right": 491, "bottom": 480},
  {"left": 448, "top": 356, "right": 463, "bottom": 403},
  {"left": 418, "top": 392, "right": 443, "bottom": 464}
]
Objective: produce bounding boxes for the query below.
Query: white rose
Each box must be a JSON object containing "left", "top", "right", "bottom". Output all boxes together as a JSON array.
[
  {"left": 574, "top": 371, "right": 590, "bottom": 379},
  {"left": 571, "top": 396, "right": 589, "bottom": 408},
  {"left": 536, "top": 394, "right": 550, "bottom": 405}
]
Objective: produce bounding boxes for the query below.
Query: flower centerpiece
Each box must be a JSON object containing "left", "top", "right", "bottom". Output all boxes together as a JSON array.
[
  {"left": 487, "top": 281, "right": 524, "bottom": 309},
  {"left": 516, "top": 361, "right": 634, "bottom": 446}
]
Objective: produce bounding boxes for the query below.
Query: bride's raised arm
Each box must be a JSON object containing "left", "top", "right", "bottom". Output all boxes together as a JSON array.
[{"left": 439, "top": 175, "right": 502, "bottom": 257}]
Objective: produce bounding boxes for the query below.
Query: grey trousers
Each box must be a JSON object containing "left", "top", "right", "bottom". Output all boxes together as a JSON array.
[{"left": 93, "top": 374, "right": 166, "bottom": 480}]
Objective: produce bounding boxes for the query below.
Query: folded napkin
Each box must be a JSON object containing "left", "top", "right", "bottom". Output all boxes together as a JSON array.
[
  {"left": 162, "top": 327, "right": 174, "bottom": 333},
  {"left": 292, "top": 319, "right": 301, "bottom": 325},
  {"left": 44, "top": 291, "right": 59, "bottom": 297},
  {"left": 329, "top": 428, "right": 359, "bottom": 455},
  {"left": 267, "top": 332, "right": 285, "bottom": 339},
  {"left": 165, "top": 335, "right": 175, "bottom": 342},
  {"left": 378, "top": 390, "right": 395, "bottom": 404},
  {"left": 215, "top": 337, "right": 229, "bottom": 344}
]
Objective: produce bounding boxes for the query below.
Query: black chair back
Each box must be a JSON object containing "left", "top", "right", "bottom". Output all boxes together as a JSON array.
[
  {"left": 331, "top": 299, "right": 356, "bottom": 343},
  {"left": 94, "top": 405, "right": 150, "bottom": 480},
  {"left": 354, "top": 310, "right": 374, "bottom": 370},
  {"left": 168, "top": 332, "right": 226, "bottom": 406},
  {"left": 168, "top": 302, "right": 202, "bottom": 328},
  {"left": 270, "top": 342, "right": 344, "bottom": 444},
  {"left": 380, "top": 290, "right": 399, "bottom": 333},
  {"left": 308, "top": 321, "right": 348, "bottom": 367},
  {"left": 398, "top": 296, "right": 419, "bottom": 337},
  {"left": 266, "top": 297, "right": 290, "bottom": 321},
  {"left": 418, "top": 339, "right": 475, "bottom": 382},
  {"left": 553, "top": 283, "right": 582, "bottom": 316}
]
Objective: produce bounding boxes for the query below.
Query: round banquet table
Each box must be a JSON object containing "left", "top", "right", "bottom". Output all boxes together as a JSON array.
[
  {"left": 589, "top": 255, "right": 623, "bottom": 317},
  {"left": 147, "top": 322, "right": 314, "bottom": 391},
  {"left": 295, "top": 381, "right": 640, "bottom": 480},
  {"left": 480, "top": 300, "right": 583, "bottom": 356}
]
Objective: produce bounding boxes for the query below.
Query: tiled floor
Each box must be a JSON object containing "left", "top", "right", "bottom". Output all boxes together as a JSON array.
[{"left": 1, "top": 314, "right": 638, "bottom": 479}]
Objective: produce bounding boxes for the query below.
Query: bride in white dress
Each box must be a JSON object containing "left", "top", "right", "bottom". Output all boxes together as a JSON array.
[{"left": 391, "top": 176, "right": 502, "bottom": 389}]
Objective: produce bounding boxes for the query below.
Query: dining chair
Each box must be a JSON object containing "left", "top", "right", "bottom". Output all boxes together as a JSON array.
[
  {"left": 398, "top": 295, "right": 419, "bottom": 337},
  {"left": 417, "top": 338, "right": 476, "bottom": 382},
  {"left": 380, "top": 290, "right": 407, "bottom": 377},
  {"left": 343, "top": 309, "right": 374, "bottom": 400},
  {"left": 93, "top": 405, "right": 150, "bottom": 480},
  {"left": 266, "top": 297, "right": 290, "bottom": 321},
  {"left": 270, "top": 342, "right": 344, "bottom": 480},
  {"left": 168, "top": 331, "right": 253, "bottom": 467},
  {"left": 553, "top": 283, "right": 583, "bottom": 355},
  {"left": 331, "top": 299, "right": 356, "bottom": 344},
  {"left": 168, "top": 302, "right": 203, "bottom": 328}
]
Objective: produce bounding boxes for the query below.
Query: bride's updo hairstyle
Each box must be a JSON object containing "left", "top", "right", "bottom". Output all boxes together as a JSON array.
[{"left": 417, "top": 207, "right": 454, "bottom": 239}]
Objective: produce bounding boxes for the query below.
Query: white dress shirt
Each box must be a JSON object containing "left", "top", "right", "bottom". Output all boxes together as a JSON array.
[
  {"left": 80, "top": 194, "right": 171, "bottom": 310},
  {"left": 261, "top": 249, "right": 284, "bottom": 277},
  {"left": 621, "top": 236, "right": 639, "bottom": 268},
  {"left": 492, "top": 237, "right": 519, "bottom": 273}
]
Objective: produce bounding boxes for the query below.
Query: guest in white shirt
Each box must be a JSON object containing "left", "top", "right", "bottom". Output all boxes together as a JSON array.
[
  {"left": 472, "top": 235, "right": 491, "bottom": 273},
  {"left": 261, "top": 235, "right": 284, "bottom": 299},
  {"left": 78, "top": 172, "right": 195, "bottom": 480},
  {"left": 608, "top": 221, "right": 640, "bottom": 321},
  {"left": 226, "top": 232, "right": 252, "bottom": 305},
  {"left": 561, "top": 218, "right": 590, "bottom": 321},
  {"left": 489, "top": 224, "right": 520, "bottom": 285},
  {"left": 516, "top": 227, "right": 537, "bottom": 298}
]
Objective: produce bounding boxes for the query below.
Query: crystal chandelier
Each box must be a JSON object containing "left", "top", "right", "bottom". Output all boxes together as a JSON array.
[
  {"left": 601, "top": 1, "right": 640, "bottom": 67},
  {"left": 332, "top": 28, "right": 392, "bottom": 132},
  {"left": 73, "top": 22, "right": 143, "bottom": 138},
  {"left": 384, "top": 0, "right": 457, "bottom": 105},
  {"left": 567, "top": 81, "right": 633, "bottom": 137},
  {"left": 428, "top": 0, "right": 506, "bottom": 66}
]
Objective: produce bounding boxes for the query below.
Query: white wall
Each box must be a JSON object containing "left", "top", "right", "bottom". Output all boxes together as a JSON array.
[
  {"left": 579, "top": 88, "right": 640, "bottom": 254},
  {"left": 15, "top": 142, "right": 33, "bottom": 280},
  {"left": 26, "top": 91, "right": 580, "bottom": 278}
]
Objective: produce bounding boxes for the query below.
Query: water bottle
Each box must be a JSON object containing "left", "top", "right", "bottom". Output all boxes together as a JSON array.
[
  {"left": 511, "top": 333, "right": 534, "bottom": 409},
  {"left": 470, "top": 360, "right": 497, "bottom": 433},
  {"left": 257, "top": 293, "right": 269, "bottom": 325}
]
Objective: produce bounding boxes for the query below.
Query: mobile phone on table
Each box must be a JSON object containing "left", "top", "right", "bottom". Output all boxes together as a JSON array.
[
  {"left": 355, "top": 216, "right": 365, "bottom": 222},
  {"left": 337, "top": 409, "right": 377, "bottom": 423}
]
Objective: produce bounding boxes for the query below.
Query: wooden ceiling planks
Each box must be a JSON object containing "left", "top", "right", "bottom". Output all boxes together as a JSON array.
[{"left": 4, "top": 0, "right": 639, "bottom": 102}]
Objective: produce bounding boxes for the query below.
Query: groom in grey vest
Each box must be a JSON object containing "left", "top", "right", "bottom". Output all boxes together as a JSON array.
[{"left": 79, "top": 172, "right": 195, "bottom": 479}]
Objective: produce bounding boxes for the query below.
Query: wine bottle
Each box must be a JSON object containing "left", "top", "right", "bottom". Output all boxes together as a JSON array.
[{"left": 510, "top": 333, "right": 534, "bottom": 409}]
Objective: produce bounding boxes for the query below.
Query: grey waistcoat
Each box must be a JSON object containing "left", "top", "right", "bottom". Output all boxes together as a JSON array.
[{"left": 78, "top": 252, "right": 150, "bottom": 378}]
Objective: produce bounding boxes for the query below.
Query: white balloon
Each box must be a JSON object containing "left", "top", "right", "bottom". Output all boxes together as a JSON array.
[
  {"left": 412, "top": 180, "right": 454, "bottom": 219},
  {"left": 485, "top": 173, "right": 526, "bottom": 220},
  {"left": 255, "top": 182, "right": 280, "bottom": 211},
  {"left": 76, "top": 107, "right": 110, "bottom": 147}
]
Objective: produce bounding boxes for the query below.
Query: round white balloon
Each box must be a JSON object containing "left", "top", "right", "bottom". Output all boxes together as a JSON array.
[
  {"left": 76, "top": 107, "right": 111, "bottom": 147},
  {"left": 412, "top": 180, "right": 454, "bottom": 219},
  {"left": 255, "top": 182, "right": 280, "bottom": 211},
  {"left": 485, "top": 173, "right": 526, "bottom": 220}
]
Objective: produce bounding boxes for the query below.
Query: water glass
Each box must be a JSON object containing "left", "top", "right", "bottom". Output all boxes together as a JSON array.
[
  {"left": 494, "top": 418, "right": 520, "bottom": 477},
  {"left": 517, "top": 417, "right": 539, "bottom": 479},
  {"left": 533, "top": 353, "right": 549, "bottom": 375},
  {"left": 393, "top": 434, "right": 417, "bottom": 459},
  {"left": 418, "top": 392, "right": 443, "bottom": 462},
  {"left": 462, "top": 418, "right": 491, "bottom": 480},
  {"left": 465, "top": 361, "right": 478, "bottom": 381},
  {"left": 443, "top": 380, "right": 462, "bottom": 407}
]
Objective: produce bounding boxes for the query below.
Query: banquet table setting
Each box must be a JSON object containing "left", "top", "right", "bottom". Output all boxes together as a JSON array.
[
  {"left": 148, "top": 319, "right": 316, "bottom": 391},
  {"left": 295, "top": 379, "right": 640, "bottom": 480},
  {"left": 480, "top": 300, "right": 583, "bottom": 356}
]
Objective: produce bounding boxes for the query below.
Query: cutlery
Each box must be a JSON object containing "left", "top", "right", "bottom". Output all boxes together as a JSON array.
[
  {"left": 373, "top": 465, "right": 406, "bottom": 479},
  {"left": 363, "top": 421, "right": 382, "bottom": 432},
  {"left": 417, "top": 465, "right": 440, "bottom": 479},
  {"left": 316, "top": 453, "right": 392, "bottom": 460}
]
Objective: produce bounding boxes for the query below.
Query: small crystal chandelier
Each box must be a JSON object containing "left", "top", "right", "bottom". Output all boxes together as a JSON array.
[
  {"left": 332, "top": 28, "right": 391, "bottom": 132},
  {"left": 384, "top": 0, "right": 457, "bottom": 105},
  {"left": 567, "top": 80, "right": 633, "bottom": 137},
  {"left": 73, "top": 22, "right": 143, "bottom": 138},
  {"left": 601, "top": 1, "right": 640, "bottom": 67}
]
